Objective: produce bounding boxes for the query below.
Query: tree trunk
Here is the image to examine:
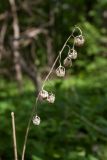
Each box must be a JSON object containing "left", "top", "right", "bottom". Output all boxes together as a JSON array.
[
  {"left": 46, "top": 34, "right": 55, "bottom": 67},
  {"left": 9, "top": 0, "right": 23, "bottom": 91}
]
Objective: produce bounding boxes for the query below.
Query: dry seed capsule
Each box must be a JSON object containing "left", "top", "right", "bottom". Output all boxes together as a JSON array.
[
  {"left": 68, "top": 49, "right": 77, "bottom": 59},
  {"left": 39, "top": 90, "right": 48, "bottom": 100},
  {"left": 74, "top": 35, "right": 85, "bottom": 46},
  {"left": 56, "top": 66, "right": 65, "bottom": 77},
  {"left": 33, "top": 115, "right": 40, "bottom": 125},
  {"left": 47, "top": 93, "right": 55, "bottom": 103},
  {"left": 63, "top": 56, "right": 72, "bottom": 67}
]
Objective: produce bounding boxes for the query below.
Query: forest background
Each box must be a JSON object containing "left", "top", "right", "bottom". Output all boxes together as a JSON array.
[{"left": 0, "top": 0, "right": 107, "bottom": 160}]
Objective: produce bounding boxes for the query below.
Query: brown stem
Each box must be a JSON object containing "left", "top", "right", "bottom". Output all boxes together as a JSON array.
[
  {"left": 21, "top": 32, "right": 74, "bottom": 160},
  {"left": 21, "top": 104, "right": 36, "bottom": 160},
  {"left": 11, "top": 112, "right": 18, "bottom": 160},
  {"left": 42, "top": 33, "right": 73, "bottom": 89}
]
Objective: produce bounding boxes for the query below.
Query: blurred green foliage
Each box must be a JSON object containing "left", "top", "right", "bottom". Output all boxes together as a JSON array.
[
  {"left": 1, "top": 64, "right": 107, "bottom": 159},
  {"left": 0, "top": 0, "right": 107, "bottom": 159}
]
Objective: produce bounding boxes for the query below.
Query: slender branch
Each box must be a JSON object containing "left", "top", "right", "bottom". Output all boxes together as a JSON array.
[
  {"left": 21, "top": 57, "right": 59, "bottom": 160},
  {"left": 21, "top": 32, "right": 73, "bottom": 160},
  {"left": 42, "top": 54, "right": 60, "bottom": 89},
  {"left": 21, "top": 104, "right": 36, "bottom": 160},
  {"left": 21, "top": 43, "right": 41, "bottom": 160},
  {"left": 72, "top": 26, "right": 83, "bottom": 36},
  {"left": 59, "top": 34, "right": 73, "bottom": 54},
  {"left": 42, "top": 33, "right": 73, "bottom": 89},
  {"left": 72, "top": 110, "right": 107, "bottom": 141},
  {"left": 11, "top": 112, "right": 18, "bottom": 160}
]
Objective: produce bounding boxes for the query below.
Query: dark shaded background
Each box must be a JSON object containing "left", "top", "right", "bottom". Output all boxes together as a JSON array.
[{"left": 0, "top": 0, "right": 107, "bottom": 159}]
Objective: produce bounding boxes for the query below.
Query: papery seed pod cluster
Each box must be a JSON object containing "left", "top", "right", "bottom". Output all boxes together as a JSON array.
[
  {"left": 62, "top": 27, "right": 85, "bottom": 69},
  {"left": 39, "top": 90, "right": 48, "bottom": 100},
  {"left": 33, "top": 26, "right": 85, "bottom": 125},
  {"left": 39, "top": 89, "right": 55, "bottom": 103}
]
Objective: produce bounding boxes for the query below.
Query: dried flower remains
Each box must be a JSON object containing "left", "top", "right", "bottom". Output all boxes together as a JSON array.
[
  {"left": 33, "top": 26, "right": 85, "bottom": 126},
  {"left": 56, "top": 65, "right": 65, "bottom": 77},
  {"left": 68, "top": 49, "right": 77, "bottom": 59},
  {"left": 64, "top": 56, "right": 72, "bottom": 67},
  {"left": 47, "top": 93, "right": 55, "bottom": 103},
  {"left": 74, "top": 35, "right": 85, "bottom": 46},
  {"left": 33, "top": 115, "right": 41, "bottom": 125},
  {"left": 39, "top": 90, "right": 48, "bottom": 100}
]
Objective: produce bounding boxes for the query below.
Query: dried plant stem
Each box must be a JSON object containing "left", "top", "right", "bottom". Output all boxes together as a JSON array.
[
  {"left": 21, "top": 55, "right": 59, "bottom": 160},
  {"left": 21, "top": 116, "right": 32, "bottom": 160},
  {"left": 65, "top": 44, "right": 71, "bottom": 52},
  {"left": 59, "top": 34, "right": 73, "bottom": 54},
  {"left": 42, "top": 54, "right": 60, "bottom": 89},
  {"left": 11, "top": 112, "right": 18, "bottom": 160},
  {"left": 72, "top": 26, "right": 82, "bottom": 36},
  {"left": 42, "top": 33, "right": 73, "bottom": 89},
  {"left": 21, "top": 33, "right": 73, "bottom": 160}
]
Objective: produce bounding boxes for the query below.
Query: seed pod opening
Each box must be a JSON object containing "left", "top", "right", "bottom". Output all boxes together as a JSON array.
[
  {"left": 33, "top": 115, "right": 40, "bottom": 125},
  {"left": 74, "top": 35, "right": 85, "bottom": 46},
  {"left": 56, "top": 66, "right": 65, "bottom": 77},
  {"left": 39, "top": 90, "right": 48, "bottom": 100},
  {"left": 68, "top": 49, "right": 77, "bottom": 59},
  {"left": 47, "top": 93, "right": 55, "bottom": 103},
  {"left": 63, "top": 56, "right": 72, "bottom": 67}
]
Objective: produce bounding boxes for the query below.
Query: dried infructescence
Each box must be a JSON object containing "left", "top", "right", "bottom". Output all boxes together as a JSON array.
[
  {"left": 56, "top": 65, "right": 65, "bottom": 77},
  {"left": 21, "top": 26, "right": 85, "bottom": 160},
  {"left": 32, "top": 27, "right": 85, "bottom": 126}
]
